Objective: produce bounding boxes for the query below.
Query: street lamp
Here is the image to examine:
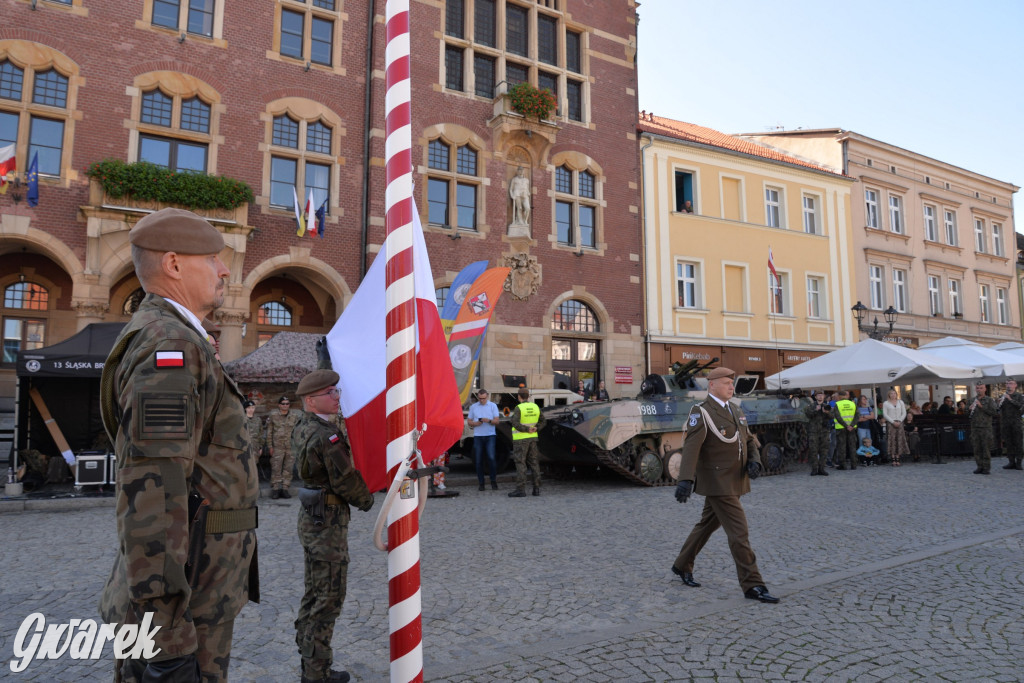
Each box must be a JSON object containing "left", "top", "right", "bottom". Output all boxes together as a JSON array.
[{"left": 852, "top": 301, "right": 898, "bottom": 340}]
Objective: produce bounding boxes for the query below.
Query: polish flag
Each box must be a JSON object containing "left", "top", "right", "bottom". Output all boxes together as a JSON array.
[
  {"left": 305, "top": 189, "right": 317, "bottom": 238},
  {"left": 326, "top": 205, "right": 464, "bottom": 491},
  {"left": 768, "top": 247, "right": 779, "bottom": 285},
  {"left": 0, "top": 144, "right": 14, "bottom": 189}
]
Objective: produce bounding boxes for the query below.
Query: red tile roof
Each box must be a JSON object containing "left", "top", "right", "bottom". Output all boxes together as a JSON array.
[{"left": 638, "top": 112, "right": 843, "bottom": 177}]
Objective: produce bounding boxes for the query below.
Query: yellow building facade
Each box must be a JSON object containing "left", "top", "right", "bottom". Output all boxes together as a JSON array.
[{"left": 639, "top": 114, "right": 856, "bottom": 383}]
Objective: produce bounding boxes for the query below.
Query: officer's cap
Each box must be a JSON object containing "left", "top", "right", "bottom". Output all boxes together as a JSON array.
[
  {"left": 297, "top": 369, "right": 340, "bottom": 397},
  {"left": 130, "top": 208, "right": 225, "bottom": 254},
  {"left": 706, "top": 367, "right": 735, "bottom": 381}
]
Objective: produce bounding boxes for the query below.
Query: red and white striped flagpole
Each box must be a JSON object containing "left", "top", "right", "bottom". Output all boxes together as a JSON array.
[{"left": 383, "top": 1, "right": 423, "bottom": 681}]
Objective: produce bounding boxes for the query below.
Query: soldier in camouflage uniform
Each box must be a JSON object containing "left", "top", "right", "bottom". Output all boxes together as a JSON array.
[
  {"left": 968, "top": 382, "right": 997, "bottom": 475},
  {"left": 292, "top": 369, "right": 374, "bottom": 683},
  {"left": 244, "top": 400, "right": 264, "bottom": 464},
  {"left": 998, "top": 378, "right": 1024, "bottom": 470},
  {"left": 266, "top": 395, "right": 300, "bottom": 498},
  {"left": 509, "top": 386, "right": 546, "bottom": 497},
  {"left": 803, "top": 390, "right": 832, "bottom": 476},
  {"left": 99, "top": 208, "right": 258, "bottom": 682}
]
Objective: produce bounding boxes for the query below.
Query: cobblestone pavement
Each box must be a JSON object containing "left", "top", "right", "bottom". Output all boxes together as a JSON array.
[{"left": 2, "top": 458, "right": 1024, "bottom": 681}]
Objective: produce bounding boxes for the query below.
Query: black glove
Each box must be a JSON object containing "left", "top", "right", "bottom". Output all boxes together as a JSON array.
[
  {"left": 315, "top": 336, "right": 332, "bottom": 370},
  {"left": 747, "top": 460, "right": 761, "bottom": 480},
  {"left": 140, "top": 654, "right": 201, "bottom": 683},
  {"left": 674, "top": 480, "right": 693, "bottom": 503},
  {"left": 359, "top": 496, "right": 374, "bottom": 512}
]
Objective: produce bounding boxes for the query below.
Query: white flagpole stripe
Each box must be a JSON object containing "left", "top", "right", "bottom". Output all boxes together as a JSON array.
[
  {"left": 386, "top": 536, "right": 420, "bottom": 578},
  {"left": 386, "top": 435, "right": 416, "bottom": 471},
  {"left": 385, "top": 378, "right": 416, "bottom": 412},
  {"left": 387, "top": 589, "right": 421, "bottom": 634},
  {"left": 385, "top": 79, "right": 411, "bottom": 117},
  {"left": 389, "top": 644, "right": 422, "bottom": 683},
  {"left": 384, "top": 325, "right": 415, "bottom": 361},
  {"left": 385, "top": 169, "right": 413, "bottom": 209}
]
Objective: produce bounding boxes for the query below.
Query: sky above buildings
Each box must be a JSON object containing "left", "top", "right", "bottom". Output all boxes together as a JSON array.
[{"left": 636, "top": 0, "right": 1024, "bottom": 227}]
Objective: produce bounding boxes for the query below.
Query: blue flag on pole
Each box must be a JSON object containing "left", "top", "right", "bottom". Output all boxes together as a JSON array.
[
  {"left": 26, "top": 152, "right": 39, "bottom": 207},
  {"left": 315, "top": 200, "right": 327, "bottom": 238},
  {"left": 440, "top": 260, "right": 488, "bottom": 339}
]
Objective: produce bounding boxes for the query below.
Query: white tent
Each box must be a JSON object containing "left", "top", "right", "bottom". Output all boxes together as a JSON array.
[
  {"left": 917, "top": 337, "right": 1024, "bottom": 379},
  {"left": 765, "top": 339, "right": 981, "bottom": 391},
  {"left": 992, "top": 341, "right": 1024, "bottom": 356}
]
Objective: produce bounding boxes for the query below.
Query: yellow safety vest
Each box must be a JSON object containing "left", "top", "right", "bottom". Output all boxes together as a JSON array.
[
  {"left": 834, "top": 399, "right": 857, "bottom": 430},
  {"left": 512, "top": 402, "right": 540, "bottom": 440}
]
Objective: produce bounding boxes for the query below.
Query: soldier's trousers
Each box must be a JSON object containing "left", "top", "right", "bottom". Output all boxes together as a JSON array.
[
  {"left": 295, "top": 553, "right": 348, "bottom": 678},
  {"left": 673, "top": 495, "right": 765, "bottom": 592},
  {"left": 835, "top": 429, "right": 859, "bottom": 467},
  {"left": 972, "top": 430, "right": 993, "bottom": 471},
  {"left": 512, "top": 439, "right": 542, "bottom": 491},
  {"left": 1001, "top": 423, "right": 1023, "bottom": 466},
  {"left": 116, "top": 618, "right": 235, "bottom": 683},
  {"left": 271, "top": 448, "right": 295, "bottom": 490},
  {"left": 807, "top": 430, "right": 829, "bottom": 472}
]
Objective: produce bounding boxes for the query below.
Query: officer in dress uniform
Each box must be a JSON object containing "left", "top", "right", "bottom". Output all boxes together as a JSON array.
[
  {"left": 670, "top": 367, "right": 779, "bottom": 603},
  {"left": 99, "top": 208, "right": 259, "bottom": 682},
  {"left": 292, "top": 369, "right": 374, "bottom": 683}
]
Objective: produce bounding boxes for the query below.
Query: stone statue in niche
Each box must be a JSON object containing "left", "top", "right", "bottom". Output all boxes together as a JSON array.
[{"left": 508, "top": 166, "right": 532, "bottom": 234}]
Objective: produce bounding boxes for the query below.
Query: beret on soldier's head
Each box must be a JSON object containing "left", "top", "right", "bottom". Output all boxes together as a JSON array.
[
  {"left": 706, "top": 366, "right": 736, "bottom": 381},
  {"left": 130, "top": 208, "right": 225, "bottom": 254},
  {"left": 297, "top": 369, "right": 340, "bottom": 397},
  {"left": 243, "top": 400, "right": 255, "bottom": 408}
]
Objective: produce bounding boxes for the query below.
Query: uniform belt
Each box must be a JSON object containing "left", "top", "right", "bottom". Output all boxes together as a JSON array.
[
  {"left": 325, "top": 493, "right": 344, "bottom": 506},
  {"left": 203, "top": 507, "right": 258, "bottom": 534}
]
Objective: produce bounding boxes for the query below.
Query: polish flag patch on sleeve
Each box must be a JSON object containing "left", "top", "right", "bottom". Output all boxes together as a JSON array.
[
  {"left": 329, "top": 433, "right": 340, "bottom": 444},
  {"left": 155, "top": 351, "right": 185, "bottom": 368}
]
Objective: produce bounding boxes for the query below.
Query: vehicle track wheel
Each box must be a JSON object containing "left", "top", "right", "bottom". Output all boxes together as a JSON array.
[
  {"left": 664, "top": 449, "right": 683, "bottom": 482},
  {"left": 635, "top": 449, "right": 663, "bottom": 483}
]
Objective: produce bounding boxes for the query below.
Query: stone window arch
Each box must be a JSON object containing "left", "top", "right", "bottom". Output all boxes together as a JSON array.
[
  {"left": 418, "top": 124, "right": 491, "bottom": 238},
  {"left": 548, "top": 151, "right": 605, "bottom": 254}
]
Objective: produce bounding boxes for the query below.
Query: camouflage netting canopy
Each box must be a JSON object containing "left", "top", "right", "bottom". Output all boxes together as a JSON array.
[{"left": 224, "top": 332, "right": 322, "bottom": 383}]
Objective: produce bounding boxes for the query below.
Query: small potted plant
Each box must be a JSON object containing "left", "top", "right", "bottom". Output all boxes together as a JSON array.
[{"left": 507, "top": 82, "right": 557, "bottom": 121}]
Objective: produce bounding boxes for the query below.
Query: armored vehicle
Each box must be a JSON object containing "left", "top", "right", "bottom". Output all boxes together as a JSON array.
[{"left": 537, "top": 359, "right": 811, "bottom": 486}]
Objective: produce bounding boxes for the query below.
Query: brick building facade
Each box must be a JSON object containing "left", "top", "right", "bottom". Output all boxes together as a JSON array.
[{"left": 0, "top": 0, "right": 644, "bottom": 420}]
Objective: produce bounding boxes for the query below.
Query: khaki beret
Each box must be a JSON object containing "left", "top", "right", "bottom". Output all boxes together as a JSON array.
[
  {"left": 130, "top": 208, "right": 225, "bottom": 254},
  {"left": 706, "top": 367, "right": 736, "bottom": 381},
  {"left": 297, "top": 369, "right": 340, "bottom": 397}
]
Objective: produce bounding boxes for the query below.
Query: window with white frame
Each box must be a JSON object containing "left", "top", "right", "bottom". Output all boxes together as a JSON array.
[
  {"left": 554, "top": 165, "right": 598, "bottom": 248},
  {"left": 979, "top": 284, "right": 991, "bottom": 323},
  {"left": 992, "top": 223, "right": 1004, "bottom": 257},
  {"left": 928, "top": 276, "right": 941, "bottom": 315},
  {"left": 769, "top": 272, "right": 787, "bottom": 315},
  {"left": 802, "top": 195, "right": 819, "bottom": 234},
  {"left": 892, "top": 269, "right": 907, "bottom": 313},
  {"left": 997, "top": 287, "right": 1009, "bottom": 324},
  {"left": 869, "top": 265, "right": 885, "bottom": 309},
  {"left": 865, "top": 189, "right": 879, "bottom": 228},
  {"left": 426, "top": 138, "right": 481, "bottom": 231},
  {"left": 889, "top": 195, "right": 903, "bottom": 234},
  {"left": 923, "top": 204, "right": 937, "bottom": 241},
  {"left": 948, "top": 279, "right": 961, "bottom": 316},
  {"left": 944, "top": 210, "right": 958, "bottom": 245},
  {"left": 676, "top": 261, "right": 700, "bottom": 308},
  {"left": 974, "top": 218, "right": 986, "bottom": 253},
  {"left": 765, "top": 186, "right": 782, "bottom": 228},
  {"left": 806, "top": 276, "right": 824, "bottom": 318}
]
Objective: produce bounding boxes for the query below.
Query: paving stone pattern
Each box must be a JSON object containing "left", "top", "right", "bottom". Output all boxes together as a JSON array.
[{"left": 2, "top": 459, "right": 1023, "bottom": 681}]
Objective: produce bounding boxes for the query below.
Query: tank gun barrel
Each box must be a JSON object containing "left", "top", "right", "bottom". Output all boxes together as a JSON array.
[{"left": 674, "top": 356, "right": 719, "bottom": 387}]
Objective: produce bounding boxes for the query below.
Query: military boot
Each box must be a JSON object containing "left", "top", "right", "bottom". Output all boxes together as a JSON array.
[
  {"left": 301, "top": 670, "right": 350, "bottom": 683},
  {"left": 532, "top": 486, "right": 540, "bottom": 496},
  {"left": 508, "top": 489, "right": 526, "bottom": 498}
]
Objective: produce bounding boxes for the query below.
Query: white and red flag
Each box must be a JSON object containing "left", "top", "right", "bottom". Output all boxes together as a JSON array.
[
  {"left": 768, "top": 246, "right": 778, "bottom": 285},
  {"left": 326, "top": 206, "right": 463, "bottom": 492},
  {"left": 0, "top": 144, "right": 14, "bottom": 192}
]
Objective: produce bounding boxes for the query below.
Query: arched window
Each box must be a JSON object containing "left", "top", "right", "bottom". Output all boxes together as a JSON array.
[
  {"left": 269, "top": 113, "right": 332, "bottom": 210},
  {"left": 435, "top": 286, "right": 450, "bottom": 310},
  {"left": 0, "top": 57, "right": 73, "bottom": 177},
  {"left": 138, "top": 88, "right": 212, "bottom": 173},
  {"left": 550, "top": 298, "right": 600, "bottom": 394},
  {"left": 551, "top": 298, "right": 598, "bottom": 332},
  {"left": 2, "top": 280, "right": 49, "bottom": 364},
  {"left": 426, "top": 138, "right": 480, "bottom": 231},
  {"left": 123, "top": 287, "right": 146, "bottom": 316},
  {"left": 257, "top": 300, "right": 293, "bottom": 347}
]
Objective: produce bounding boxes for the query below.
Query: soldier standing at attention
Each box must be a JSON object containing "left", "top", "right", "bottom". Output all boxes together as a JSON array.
[
  {"left": 969, "top": 382, "right": 998, "bottom": 474},
  {"left": 292, "top": 369, "right": 374, "bottom": 683},
  {"left": 671, "top": 367, "right": 779, "bottom": 603},
  {"left": 244, "top": 399, "right": 264, "bottom": 466},
  {"left": 803, "top": 390, "right": 831, "bottom": 476},
  {"left": 266, "top": 394, "right": 300, "bottom": 498},
  {"left": 998, "top": 378, "right": 1024, "bottom": 470},
  {"left": 508, "top": 386, "right": 546, "bottom": 497},
  {"left": 99, "top": 207, "right": 258, "bottom": 682}
]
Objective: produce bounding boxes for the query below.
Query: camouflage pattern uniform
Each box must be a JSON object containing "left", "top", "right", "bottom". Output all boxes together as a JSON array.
[
  {"left": 292, "top": 411, "right": 373, "bottom": 681},
  {"left": 510, "top": 402, "right": 546, "bottom": 494},
  {"left": 997, "top": 390, "right": 1024, "bottom": 469},
  {"left": 245, "top": 414, "right": 265, "bottom": 464},
  {"left": 99, "top": 293, "right": 258, "bottom": 682},
  {"left": 266, "top": 407, "right": 300, "bottom": 492},
  {"left": 969, "top": 394, "right": 998, "bottom": 474},
  {"left": 803, "top": 399, "right": 832, "bottom": 475}
]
